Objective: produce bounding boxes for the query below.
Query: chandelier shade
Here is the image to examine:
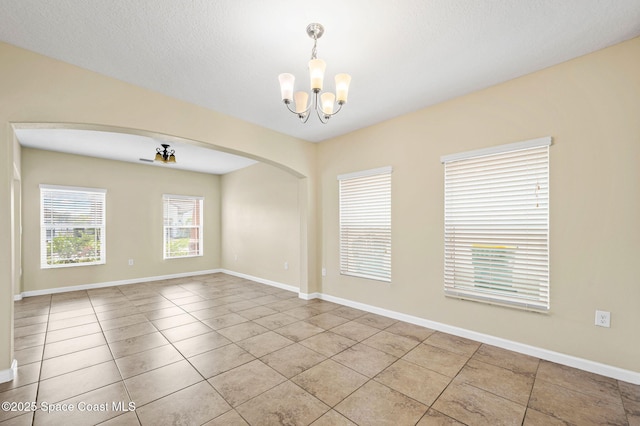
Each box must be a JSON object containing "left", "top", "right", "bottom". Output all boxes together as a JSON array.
[
  {"left": 155, "top": 144, "right": 176, "bottom": 163},
  {"left": 278, "top": 23, "right": 351, "bottom": 124}
]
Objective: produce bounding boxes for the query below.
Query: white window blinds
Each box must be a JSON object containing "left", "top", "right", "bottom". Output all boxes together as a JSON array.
[
  {"left": 40, "top": 185, "right": 106, "bottom": 268},
  {"left": 338, "top": 166, "right": 392, "bottom": 282},
  {"left": 163, "top": 195, "right": 203, "bottom": 259},
  {"left": 441, "top": 137, "right": 551, "bottom": 311}
]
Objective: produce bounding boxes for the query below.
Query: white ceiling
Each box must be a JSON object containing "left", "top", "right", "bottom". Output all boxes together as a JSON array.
[
  {"left": 15, "top": 128, "right": 257, "bottom": 175},
  {"left": 2, "top": 1, "right": 640, "bottom": 171}
]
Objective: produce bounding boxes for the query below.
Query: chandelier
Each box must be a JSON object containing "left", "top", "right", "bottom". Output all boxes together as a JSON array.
[
  {"left": 155, "top": 144, "right": 176, "bottom": 163},
  {"left": 278, "top": 23, "right": 351, "bottom": 124}
]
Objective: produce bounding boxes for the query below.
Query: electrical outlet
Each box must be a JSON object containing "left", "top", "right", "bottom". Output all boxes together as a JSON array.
[
  {"left": 595, "top": 310, "right": 610, "bottom": 328},
  {"left": 322, "top": 267, "right": 326, "bottom": 276},
  {"left": 284, "top": 261, "right": 289, "bottom": 270},
  {"left": 128, "top": 259, "right": 134, "bottom": 266}
]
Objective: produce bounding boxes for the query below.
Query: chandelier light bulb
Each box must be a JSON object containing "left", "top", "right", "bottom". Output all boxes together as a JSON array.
[
  {"left": 335, "top": 74, "right": 352, "bottom": 104},
  {"left": 321, "top": 92, "right": 336, "bottom": 115},
  {"left": 278, "top": 73, "right": 295, "bottom": 102},
  {"left": 294, "top": 92, "right": 309, "bottom": 114},
  {"left": 308, "top": 59, "right": 326, "bottom": 91}
]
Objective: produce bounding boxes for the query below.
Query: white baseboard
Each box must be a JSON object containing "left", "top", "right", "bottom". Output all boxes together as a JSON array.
[
  {"left": 219, "top": 269, "right": 299, "bottom": 293},
  {"left": 307, "top": 291, "right": 640, "bottom": 385},
  {"left": 0, "top": 359, "right": 17, "bottom": 384},
  {"left": 15, "top": 269, "right": 223, "bottom": 299}
]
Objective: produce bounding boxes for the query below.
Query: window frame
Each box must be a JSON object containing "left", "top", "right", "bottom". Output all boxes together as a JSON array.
[
  {"left": 441, "top": 137, "right": 551, "bottom": 311},
  {"left": 338, "top": 166, "right": 392, "bottom": 283},
  {"left": 40, "top": 184, "right": 107, "bottom": 269},
  {"left": 163, "top": 194, "right": 204, "bottom": 259}
]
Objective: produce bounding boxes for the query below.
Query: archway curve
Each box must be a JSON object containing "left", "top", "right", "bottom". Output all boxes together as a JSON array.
[{"left": 11, "top": 122, "right": 307, "bottom": 179}]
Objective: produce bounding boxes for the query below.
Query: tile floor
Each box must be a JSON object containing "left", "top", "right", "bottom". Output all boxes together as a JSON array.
[{"left": 1, "top": 273, "right": 638, "bottom": 425}]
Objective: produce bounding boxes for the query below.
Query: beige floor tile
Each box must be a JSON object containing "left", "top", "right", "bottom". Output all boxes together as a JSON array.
[
  {"left": 40, "top": 344, "right": 113, "bottom": 379},
  {"left": 310, "top": 409, "right": 357, "bottom": 425},
  {"left": 108, "top": 331, "right": 169, "bottom": 358},
  {"left": 216, "top": 322, "right": 269, "bottom": 342},
  {"left": 189, "top": 344, "right": 255, "bottom": 378},
  {"left": 99, "top": 313, "right": 150, "bottom": 331},
  {"left": 281, "top": 305, "right": 324, "bottom": 320},
  {"left": 236, "top": 305, "right": 278, "bottom": 320},
  {"left": 203, "top": 409, "right": 248, "bottom": 425},
  {"left": 151, "top": 312, "right": 198, "bottom": 330},
  {"left": 14, "top": 322, "right": 48, "bottom": 338},
  {"left": 235, "top": 330, "right": 294, "bottom": 358},
  {"left": 473, "top": 343, "right": 540, "bottom": 375},
  {"left": 362, "top": 330, "right": 419, "bottom": 357},
  {"left": 136, "top": 381, "right": 230, "bottom": 426},
  {"left": 354, "top": 313, "right": 397, "bottom": 329},
  {"left": 403, "top": 342, "right": 469, "bottom": 377},
  {"left": 95, "top": 306, "right": 141, "bottom": 320},
  {"left": 99, "top": 411, "right": 141, "bottom": 426},
  {"left": 332, "top": 343, "right": 397, "bottom": 378},
  {"left": 33, "top": 382, "right": 132, "bottom": 426},
  {"left": 236, "top": 381, "right": 329, "bottom": 425},
  {"left": 47, "top": 314, "right": 98, "bottom": 331},
  {"left": 0, "top": 412, "right": 34, "bottom": 425},
  {"left": 385, "top": 321, "right": 435, "bottom": 342},
  {"left": 45, "top": 322, "right": 102, "bottom": 344},
  {"left": 375, "top": 359, "right": 451, "bottom": 405},
  {"left": 14, "top": 314, "right": 48, "bottom": 328},
  {"left": 416, "top": 409, "right": 465, "bottom": 425},
  {"left": 14, "top": 332, "right": 46, "bottom": 351},
  {"left": 273, "top": 321, "right": 325, "bottom": 342},
  {"left": 330, "top": 321, "right": 379, "bottom": 342},
  {"left": 261, "top": 343, "right": 327, "bottom": 378},
  {"left": 536, "top": 360, "right": 622, "bottom": 405},
  {"left": 160, "top": 321, "right": 212, "bottom": 343},
  {"left": 528, "top": 378, "right": 627, "bottom": 425},
  {"left": 0, "top": 361, "right": 41, "bottom": 392},
  {"left": 190, "top": 306, "right": 234, "bottom": 321},
  {"left": 292, "top": 359, "right": 368, "bottom": 407},
  {"left": 0, "top": 383, "right": 38, "bottom": 422},
  {"left": 330, "top": 306, "right": 367, "bottom": 321},
  {"left": 143, "top": 306, "right": 186, "bottom": 321},
  {"left": 124, "top": 359, "right": 202, "bottom": 406},
  {"left": 306, "top": 313, "right": 350, "bottom": 330},
  {"left": 14, "top": 345, "right": 44, "bottom": 365},
  {"left": 424, "top": 332, "right": 481, "bottom": 357},
  {"left": 115, "top": 344, "right": 184, "bottom": 378},
  {"left": 172, "top": 331, "right": 231, "bottom": 358},
  {"left": 455, "top": 359, "right": 534, "bottom": 405},
  {"left": 48, "top": 307, "right": 95, "bottom": 322},
  {"left": 225, "top": 300, "right": 259, "bottom": 312},
  {"left": 299, "top": 332, "right": 356, "bottom": 357},
  {"left": 37, "top": 361, "right": 122, "bottom": 404},
  {"left": 103, "top": 322, "right": 157, "bottom": 343},
  {"left": 202, "top": 312, "right": 249, "bottom": 330},
  {"left": 433, "top": 381, "right": 527, "bottom": 425},
  {"left": 43, "top": 332, "right": 106, "bottom": 359},
  {"left": 253, "top": 312, "right": 299, "bottom": 330},
  {"left": 208, "top": 359, "right": 286, "bottom": 407},
  {"left": 619, "top": 381, "right": 640, "bottom": 424},
  {"left": 8, "top": 274, "right": 634, "bottom": 426},
  {"left": 335, "top": 380, "right": 427, "bottom": 426}
]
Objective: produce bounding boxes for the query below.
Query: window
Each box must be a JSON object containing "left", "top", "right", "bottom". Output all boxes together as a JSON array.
[
  {"left": 338, "top": 166, "right": 392, "bottom": 282},
  {"left": 40, "top": 185, "right": 106, "bottom": 268},
  {"left": 441, "top": 137, "right": 551, "bottom": 311},
  {"left": 163, "top": 195, "right": 203, "bottom": 259}
]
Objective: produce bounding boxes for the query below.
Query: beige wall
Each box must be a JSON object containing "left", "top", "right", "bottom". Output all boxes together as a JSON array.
[
  {"left": 21, "top": 148, "right": 221, "bottom": 292},
  {"left": 0, "top": 41, "right": 316, "bottom": 374},
  {"left": 221, "top": 163, "right": 301, "bottom": 287},
  {"left": 317, "top": 37, "right": 640, "bottom": 372}
]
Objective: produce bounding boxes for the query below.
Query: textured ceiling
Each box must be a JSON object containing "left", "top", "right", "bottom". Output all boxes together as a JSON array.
[{"left": 2, "top": 0, "right": 640, "bottom": 147}]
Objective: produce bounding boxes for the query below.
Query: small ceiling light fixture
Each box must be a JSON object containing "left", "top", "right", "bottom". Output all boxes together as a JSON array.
[
  {"left": 155, "top": 144, "right": 176, "bottom": 163},
  {"left": 278, "top": 23, "right": 351, "bottom": 124}
]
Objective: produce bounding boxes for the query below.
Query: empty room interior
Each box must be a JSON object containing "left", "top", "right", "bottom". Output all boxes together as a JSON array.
[{"left": 0, "top": 1, "right": 639, "bottom": 425}]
